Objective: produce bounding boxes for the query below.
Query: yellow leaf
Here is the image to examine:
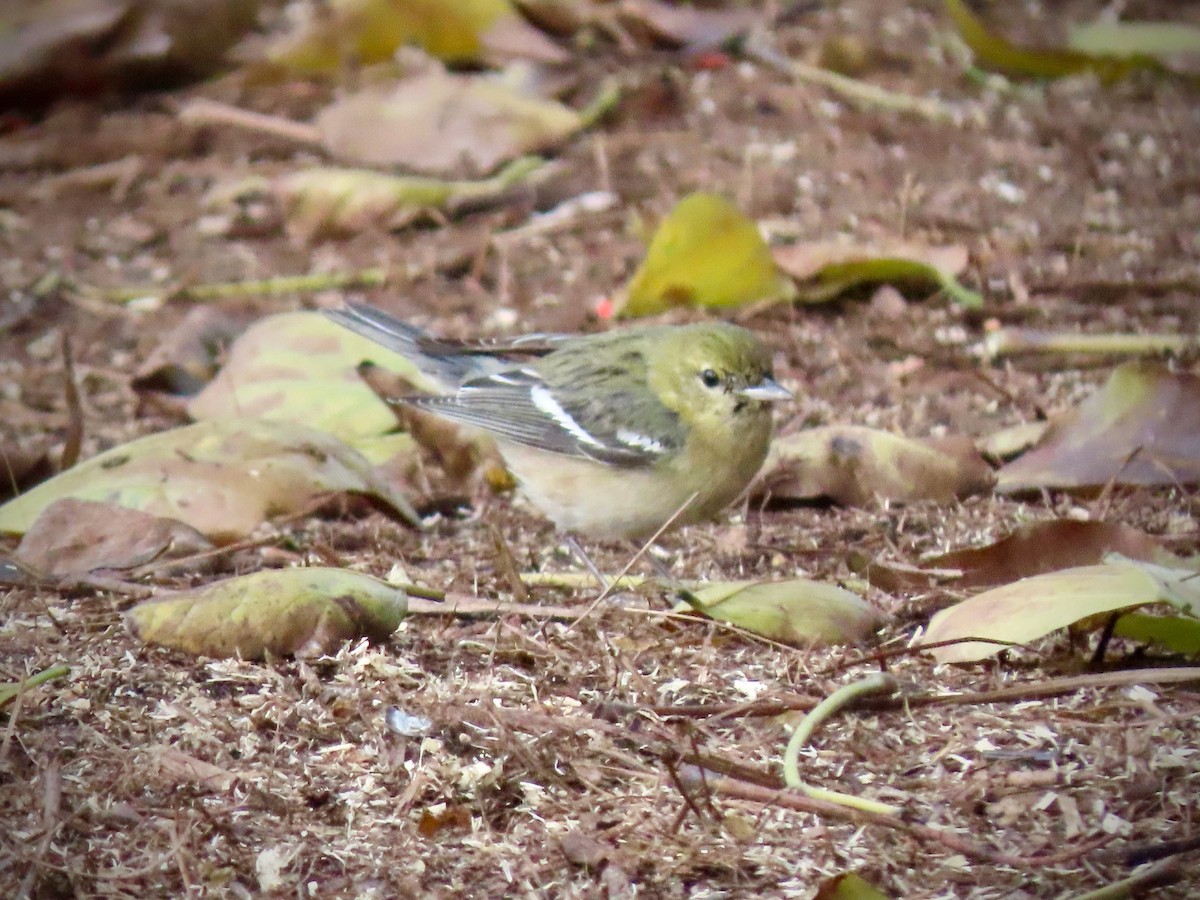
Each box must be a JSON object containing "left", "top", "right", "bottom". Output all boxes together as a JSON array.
[
  {"left": 920, "top": 560, "right": 1200, "bottom": 663},
  {"left": 620, "top": 193, "right": 797, "bottom": 316},
  {"left": 126, "top": 567, "right": 407, "bottom": 659},
  {"left": 944, "top": 0, "right": 1142, "bottom": 82},
  {"left": 679, "top": 578, "right": 883, "bottom": 646},
  {"left": 269, "top": 0, "right": 520, "bottom": 71},
  {"left": 759, "top": 426, "right": 995, "bottom": 507}
]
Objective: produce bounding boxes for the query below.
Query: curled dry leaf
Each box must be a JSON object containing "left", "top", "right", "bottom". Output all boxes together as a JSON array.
[
  {"left": 0, "top": 418, "right": 419, "bottom": 542},
  {"left": 274, "top": 156, "right": 545, "bottom": 242},
  {"left": 772, "top": 238, "right": 981, "bottom": 308},
  {"left": 267, "top": 0, "right": 565, "bottom": 73},
  {"left": 620, "top": 193, "right": 797, "bottom": 316},
  {"left": 125, "top": 567, "right": 407, "bottom": 659},
  {"left": 997, "top": 363, "right": 1200, "bottom": 493},
  {"left": 131, "top": 305, "right": 251, "bottom": 397},
  {"left": 314, "top": 72, "right": 582, "bottom": 176},
  {"left": 759, "top": 426, "right": 995, "bottom": 507},
  {"left": 678, "top": 578, "right": 884, "bottom": 646},
  {"left": 919, "top": 559, "right": 1200, "bottom": 664},
  {"left": 16, "top": 498, "right": 213, "bottom": 577},
  {"left": 356, "top": 361, "right": 507, "bottom": 490},
  {"left": 926, "top": 519, "right": 1178, "bottom": 589}
]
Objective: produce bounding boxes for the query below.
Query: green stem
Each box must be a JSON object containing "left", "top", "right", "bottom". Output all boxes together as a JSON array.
[{"left": 782, "top": 673, "right": 902, "bottom": 816}]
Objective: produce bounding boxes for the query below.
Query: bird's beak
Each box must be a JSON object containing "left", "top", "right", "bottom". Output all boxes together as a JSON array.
[{"left": 737, "top": 378, "right": 792, "bottom": 402}]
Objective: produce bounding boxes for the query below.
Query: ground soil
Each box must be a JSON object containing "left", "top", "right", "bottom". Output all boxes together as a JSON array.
[{"left": 2, "top": 1, "right": 1199, "bottom": 897}]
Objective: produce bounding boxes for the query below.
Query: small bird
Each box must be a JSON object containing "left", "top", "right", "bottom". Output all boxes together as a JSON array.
[{"left": 327, "top": 302, "right": 791, "bottom": 540}]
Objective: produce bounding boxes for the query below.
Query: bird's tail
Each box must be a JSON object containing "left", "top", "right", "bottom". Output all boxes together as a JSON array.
[{"left": 324, "top": 302, "right": 481, "bottom": 387}]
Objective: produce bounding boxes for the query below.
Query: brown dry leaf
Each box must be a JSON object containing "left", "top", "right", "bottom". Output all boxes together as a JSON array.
[
  {"left": 313, "top": 71, "right": 583, "bottom": 176},
  {"left": 417, "top": 805, "right": 473, "bottom": 838},
  {"left": 997, "top": 363, "right": 1200, "bottom": 493},
  {"left": 919, "top": 559, "right": 1200, "bottom": 664},
  {"left": 16, "top": 498, "right": 212, "bottom": 577},
  {"left": 125, "top": 566, "right": 408, "bottom": 659},
  {"left": 1, "top": 437, "right": 54, "bottom": 501},
  {"left": 772, "top": 239, "right": 981, "bottom": 308},
  {"left": 357, "top": 362, "right": 507, "bottom": 489},
  {"left": 678, "top": 578, "right": 884, "bottom": 646},
  {"left": 0, "top": 419, "right": 419, "bottom": 542},
  {"left": 0, "top": 0, "right": 259, "bottom": 104},
  {"left": 927, "top": 519, "right": 1178, "bottom": 589},
  {"left": 131, "top": 306, "right": 251, "bottom": 397},
  {"left": 759, "top": 426, "right": 995, "bottom": 507},
  {"left": 150, "top": 745, "right": 240, "bottom": 792}
]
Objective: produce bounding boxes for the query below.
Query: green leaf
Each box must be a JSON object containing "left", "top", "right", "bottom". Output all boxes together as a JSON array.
[
  {"left": 126, "top": 567, "right": 407, "bottom": 659},
  {"left": 679, "top": 578, "right": 884, "bottom": 646},
  {"left": 1114, "top": 612, "right": 1200, "bottom": 656}
]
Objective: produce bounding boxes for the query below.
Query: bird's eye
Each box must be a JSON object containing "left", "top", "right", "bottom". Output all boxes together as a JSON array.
[{"left": 700, "top": 368, "right": 721, "bottom": 388}]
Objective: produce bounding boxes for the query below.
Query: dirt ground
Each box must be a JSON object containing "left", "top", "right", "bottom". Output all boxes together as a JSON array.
[{"left": 2, "top": 0, "right": 1199, "bottom": 896}]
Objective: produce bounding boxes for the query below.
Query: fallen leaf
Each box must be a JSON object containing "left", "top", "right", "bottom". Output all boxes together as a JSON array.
[
  {"left": 131, "top": 306, "right": 251, "bottom": 397},
  {"left": 0, "top": 419, "right": 419, "bottom": 541},
  {"left": 267, "top": 0, "right": 566, "bottom": 72},
  {"left": 943, "top": 0, "right": 1145, "bottom": 82},
  {"left": 274, "top": 156, "right": 545, "bottom": 241},
  {"left": 1113, "top": 612, "right": 1200, "bottom": 656},
  {"left": 125, "top": 566, "right": 408, "bottom": 658},
  {"left": 926, "top": 519, "right": 1178, "bottom": 589},
  {"left": 919, "top": 559, "right": 1200, "bottom": 664},
  {"left": 814, "top": 872, "right": 892, "bottom": 900},
  {"left": 1068, "top": 20, "right": 1200, "bottom": 61},
  {"left": 773, "top": 239, "right": 980, "bottom": 308},
  {"left": 0, "top": 437, "right": 54, "bottom": 501},
  {"left": 759, "top": 426, "right": 995, "bottom": 507},
  {"left": 620, "top": 192, "right": 797, "bottom": 316},
  {"left": 16, "top": 498, "right": 212, "bottom": 577},
  {"left": 150, "top": 745, "right": 240, "bottom": 792},
  {"left": 0, "top": 0, "right": 259, "bottom": 105},
  {"left": 997, "top": 363, "right": 1200, "bottom": 493},
  {"left": 678, "top": 578, "right": 884, "bottom": 646},
  {"left": 188, "top": 311, "right": 428, "bottom": 439},
  {"left": 314, "top": 71, "right": 583, "bottom": 176},
  {"left": 977, "top": 420, "right": 1049, "bottom": 461}
]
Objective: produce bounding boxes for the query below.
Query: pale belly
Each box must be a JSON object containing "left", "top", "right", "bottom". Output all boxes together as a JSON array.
[{"left": 497, "top": 424, "right": 771, "bottom": 540}]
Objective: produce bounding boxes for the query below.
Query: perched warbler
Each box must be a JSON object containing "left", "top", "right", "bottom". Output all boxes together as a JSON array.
[{"left": 327, "top": 302, "right": 791, "bottom": 540}]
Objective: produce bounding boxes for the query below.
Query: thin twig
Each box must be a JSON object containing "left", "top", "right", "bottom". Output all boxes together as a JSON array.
[{"left": 680, "top": 766, "right": 1114, "bottom": 868}]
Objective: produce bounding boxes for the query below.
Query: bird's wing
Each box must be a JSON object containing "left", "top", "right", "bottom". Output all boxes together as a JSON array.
[
  {"left": 326, "top": 302, "right": 570, "bottom": 385},
  {"left": 410, "top": 365, "right": 686, "bottom": 468}
]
